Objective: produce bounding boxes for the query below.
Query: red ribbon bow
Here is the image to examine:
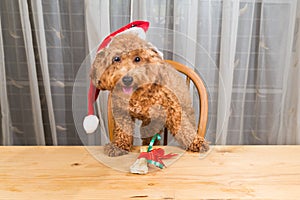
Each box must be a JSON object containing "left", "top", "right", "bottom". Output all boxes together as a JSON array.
[{"left": 138, "top": 148, "right": 178, "bottom": 169}]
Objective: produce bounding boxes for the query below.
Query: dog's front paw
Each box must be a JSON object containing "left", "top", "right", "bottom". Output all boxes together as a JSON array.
[
  {"left": 188, "top": 135, "right": 210, "bottom": 153},
  {"left": 104, "top": 143, "right": 129, "bottom": 157}
]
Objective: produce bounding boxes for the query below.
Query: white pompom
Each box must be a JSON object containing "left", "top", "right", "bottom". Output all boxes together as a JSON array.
[{"left": 83, "top": 115, "right": 99, "bottom": 134}]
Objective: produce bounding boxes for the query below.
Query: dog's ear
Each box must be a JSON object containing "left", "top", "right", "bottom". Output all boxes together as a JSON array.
[
  {"left": 145, "top": 63, "right": 164, "bottom": 85},
  {"left": 90, "top": 50, "right": 107, "bottom": 88}
]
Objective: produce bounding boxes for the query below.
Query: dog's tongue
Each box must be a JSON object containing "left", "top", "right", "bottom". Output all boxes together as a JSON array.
[{"left": 123, "top": 87, "right": 133, "bottom": 94}]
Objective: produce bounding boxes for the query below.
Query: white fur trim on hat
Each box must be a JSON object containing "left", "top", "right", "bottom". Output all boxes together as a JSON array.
[
  {"left": 118, "top": 26, "right": 146, "bottom": 40},
  {"left": 105, "top": 27, "right": 147, "bottom": 49},
  {"left": 83, "top": 115, "right": 99, "bottom": 134}
]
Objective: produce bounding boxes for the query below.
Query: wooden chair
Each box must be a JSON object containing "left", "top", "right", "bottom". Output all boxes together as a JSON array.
[{"left": 107, "top": 60, "right": 208, "bottom": 142}]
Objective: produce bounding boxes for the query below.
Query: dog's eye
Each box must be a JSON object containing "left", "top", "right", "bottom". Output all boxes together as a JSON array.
[
  {"left": 134, "top": 56, "right": 141, "bottom": 62},
  {"left": 113, "top": 56, "right": 121, "bottom": 63}
]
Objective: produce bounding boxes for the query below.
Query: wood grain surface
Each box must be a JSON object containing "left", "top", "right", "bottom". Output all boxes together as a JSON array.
[{"left": 0, "top": 145, "right": 300, "bottom": 199}]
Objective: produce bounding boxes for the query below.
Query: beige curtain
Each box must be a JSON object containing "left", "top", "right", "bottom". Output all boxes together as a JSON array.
[{"left": 0, "top": 13, "right": 11, "bottom": 145}]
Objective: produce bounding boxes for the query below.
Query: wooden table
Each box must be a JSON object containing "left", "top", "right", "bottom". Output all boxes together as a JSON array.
[{"left": 0, "top": 146, "right": 300, "bottom": 199}]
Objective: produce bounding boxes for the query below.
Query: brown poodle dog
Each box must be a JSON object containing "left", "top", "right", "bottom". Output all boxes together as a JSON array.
[{"left": 90, "top": 33, "right": 209, "bottom": 156}]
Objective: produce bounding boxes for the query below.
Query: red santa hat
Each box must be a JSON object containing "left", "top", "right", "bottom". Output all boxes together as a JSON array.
[{"left": 83, "top": 21, "right": 150, "bottom": 134}]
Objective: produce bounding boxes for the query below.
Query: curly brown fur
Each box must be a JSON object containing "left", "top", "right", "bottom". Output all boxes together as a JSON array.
[{"left": 90, "top": 33, "right": 209, "bottom": 156}]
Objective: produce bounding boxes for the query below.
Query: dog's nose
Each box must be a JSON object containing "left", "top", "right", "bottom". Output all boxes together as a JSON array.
[{"left": 122, "top": 76, "right": 133, "bottom": 86}]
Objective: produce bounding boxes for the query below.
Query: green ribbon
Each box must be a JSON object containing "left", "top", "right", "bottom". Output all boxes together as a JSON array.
[
  {"left": 147, "top": 133, "right": 161, "bottom": 152},
  {"left": 141, "top": 133, "right": 177, "bottom": 169},
  {"left": 147, "top": 159, "right": 164, "bottom": 169}
]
